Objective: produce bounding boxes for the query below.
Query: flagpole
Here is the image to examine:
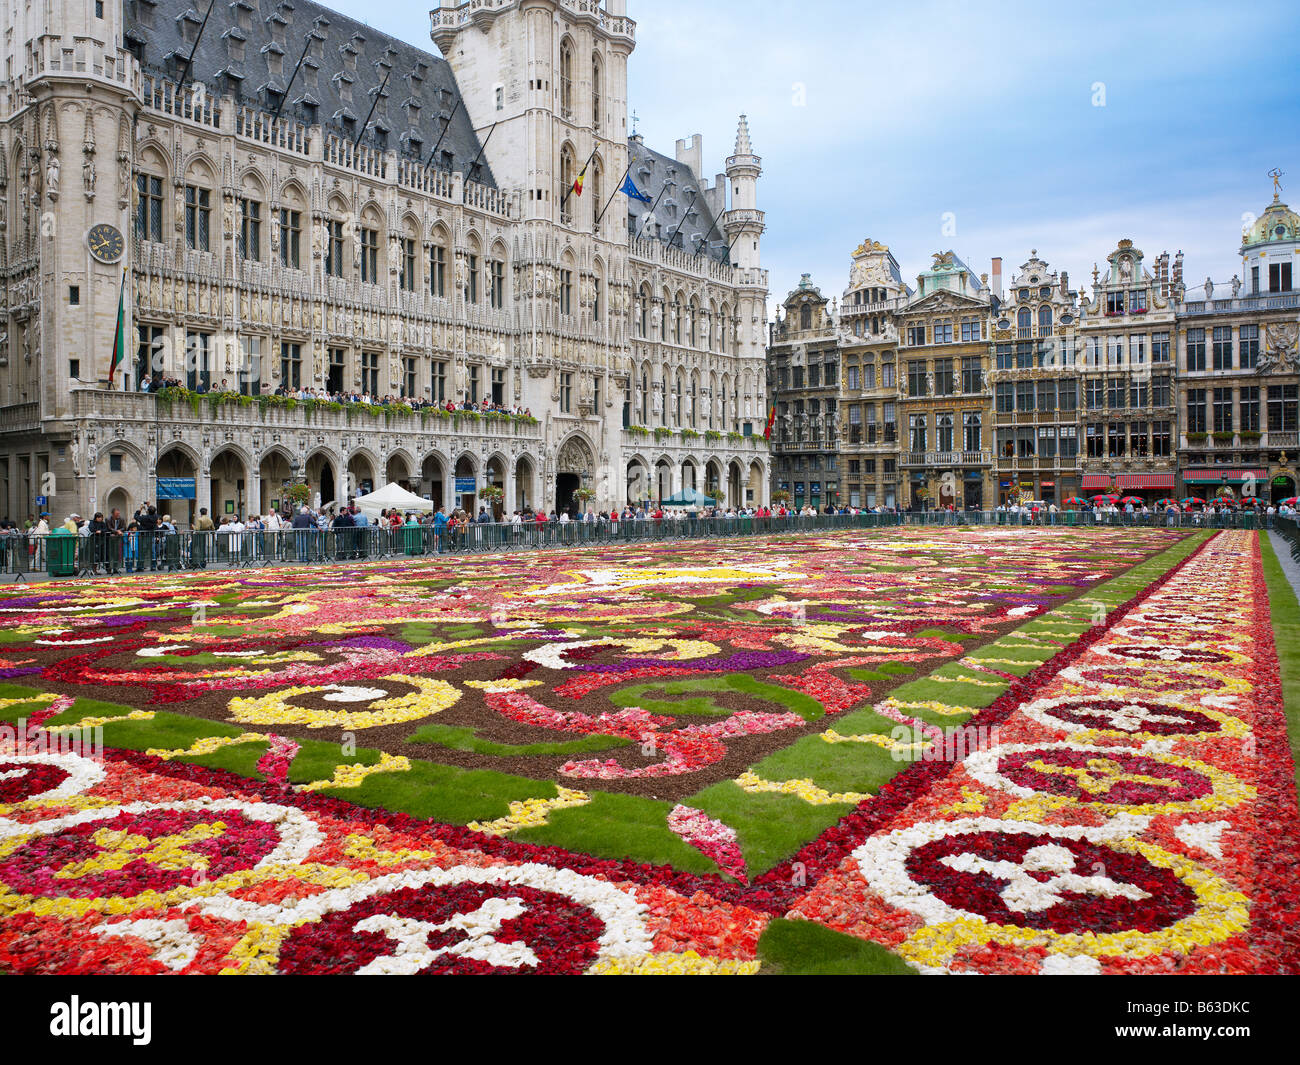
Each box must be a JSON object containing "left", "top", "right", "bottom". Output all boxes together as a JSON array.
[
  {"left": 122, "top": 265, "right": 131, "bottom": 392},
  {"left": 426, "top": 98, "right": 462, "bottom": 171},
  {"left": 664, "top": 189, "right": 697, "bottom": 249},
  {"left": 594, "top": 158, "right": 632, "bottom": 228},
  {"left": 560, "top": 146, "right": 599, "bottom": 210},
  {"left": 635, "top": 179, "right": 674, "bottom": 240}
]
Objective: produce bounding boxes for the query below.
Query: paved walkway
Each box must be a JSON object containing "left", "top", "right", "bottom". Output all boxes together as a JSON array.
[{"left": 1268, "top": 530, "right": 1300, "bottom": 606}]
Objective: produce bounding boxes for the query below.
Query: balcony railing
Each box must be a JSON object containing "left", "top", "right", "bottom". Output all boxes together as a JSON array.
[
  {"left": 902, "top": 449, "right": 993, "bottom": 468},
  {"left": 67, "top": 389, "right": 542, "bottom": 442}
]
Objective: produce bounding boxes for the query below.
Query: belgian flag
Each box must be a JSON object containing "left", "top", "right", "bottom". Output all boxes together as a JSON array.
[{"left": 107, "top": 269, "right": 128, "bottom": 387}]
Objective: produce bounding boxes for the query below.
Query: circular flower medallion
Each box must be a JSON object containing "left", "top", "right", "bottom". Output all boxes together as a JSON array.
[
  {"left": 0, "top": 800, "right": 320, "bottom": 904},
  {"left": 0, "top": 751, "right": 105, "bottom": 805},
  {"left": 1094, "top": 643, "right": 1243, "bottom": 666},
  {"left": 185, "top": 862, "right": 655, "bottom": 973},
  {"left": 1020, "top": 694, "right": 1247, "bottom": 741},
  {"left": 277, "top": 881, "right": 606, "bottom": 974},
  {"left": 903, "top": 829, "right": 1196, "bottom": 933},
  {"left": 853, "top": 818, "right": 1250, "bottom": 968},
  {"left": 963, "top": 742, "right": 1251, "bottom": 814}
]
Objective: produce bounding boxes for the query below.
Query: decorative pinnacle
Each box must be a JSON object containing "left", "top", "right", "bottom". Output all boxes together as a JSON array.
[{"left": 734, "top": 114, "right": 752, "bottom": 156}]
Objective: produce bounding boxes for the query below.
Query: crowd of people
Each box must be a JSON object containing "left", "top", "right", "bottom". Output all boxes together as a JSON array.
[{"left": 1, "top": 494, "right": 1295, "bottom": 576}]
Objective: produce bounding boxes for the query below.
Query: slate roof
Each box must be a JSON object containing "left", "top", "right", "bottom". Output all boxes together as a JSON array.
[
  {"left": 626, "top": 137, "right": 729, "bottom": 264},
  {"left": 128, "top": 0, "right": 493, "bottom": 184}
]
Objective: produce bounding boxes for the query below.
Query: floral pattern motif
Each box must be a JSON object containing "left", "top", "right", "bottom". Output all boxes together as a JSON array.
[{"left": 0, "top": 528, "right": 1295, "bottom": 974}]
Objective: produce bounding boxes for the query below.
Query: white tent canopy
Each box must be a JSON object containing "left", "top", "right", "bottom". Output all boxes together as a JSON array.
[{"left": 352, "top": 482, "right": 433, "bottom": 520}]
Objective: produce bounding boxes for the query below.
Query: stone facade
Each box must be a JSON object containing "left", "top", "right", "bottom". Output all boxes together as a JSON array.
[
  {"left": 0, "top": 0, "right": 769, "bottom": 525},
  {"left": 990, "top": 253, "right": 1080, "bottom": 504},
  {"left": 1173, "top": 191, "right": 1300, "bottom": 504},
  {"left": 769, "top": 188, "right": 1300, "bottom": 510}
]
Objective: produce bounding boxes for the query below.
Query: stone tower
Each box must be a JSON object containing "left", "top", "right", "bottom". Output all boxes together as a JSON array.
[
  {"left": 723, "top": 114, "right": 767, "bottom": 375},
  {"left": 430, "top": 0, "right": 635, "bottom": 227},
  {"left": 2, "top": 0, "right": 140, "bottom": 512}
]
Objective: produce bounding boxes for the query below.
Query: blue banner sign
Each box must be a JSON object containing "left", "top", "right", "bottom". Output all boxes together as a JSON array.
[{"left": 156, "top": 478, "right": 197, "bottom": 500}]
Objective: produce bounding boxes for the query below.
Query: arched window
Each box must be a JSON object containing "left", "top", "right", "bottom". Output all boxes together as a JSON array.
[
  {"left": 428, "top": 223, "right": 450, "bottom": 298},
  {"left": 559, "top": 38, "right": 574, "bottom": 118},
  {"left": 1038, "top": 305, "right": 1053, "bottom": 334},
  {"left": 1017, "top": 307, "right": 1031, "bottom": 334},
  {"left": 800, "top": 303, "right": 812, "bottom": 330},
  {"left": 135, "top": 145, "right": 167, "bottom": 244},
  {"left": 674, "top": 296, "right": 684, "bottom": 344},
  {"left": 591, "top": 53, "right": 603, "bottom": 130},
  {"left": 559, "top": 145, "right": 576, "bottom": 226}
]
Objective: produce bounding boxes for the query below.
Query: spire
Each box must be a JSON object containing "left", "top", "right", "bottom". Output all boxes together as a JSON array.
[{"left": 733, "top": 114, "right": 752, "bottom": 156}]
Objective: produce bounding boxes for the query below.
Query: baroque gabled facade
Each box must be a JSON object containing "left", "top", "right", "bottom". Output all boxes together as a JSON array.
[
  {"left": 767, "top": 274, "right": 840, "bottom": 509},
  {"left": 1174, "top": 189, "right": 1300, "bottom": 503},
  {"left": 0, "top": 0, "right": 769, "bottom": 525},
  {"left": 990, "top": 252, "right": 1081, "bottom": 504},
  {"left": 1074, "top": 239, "right": 1180, "bottom": 500},
  {"left": 897, "top": 252, "right": 994, "bottom": 509},
  {"left": 835, "top": 239, "right": 907, "bottom": 508}
]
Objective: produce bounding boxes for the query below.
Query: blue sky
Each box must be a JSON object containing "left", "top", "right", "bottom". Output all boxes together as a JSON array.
[{"left": 332, "top": 0, "right": 1300, "bottom": 311}]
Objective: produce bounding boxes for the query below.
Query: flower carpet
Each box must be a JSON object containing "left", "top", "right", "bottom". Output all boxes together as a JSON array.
[{"left": 0, "top": 525, "right": 1296, "bottom": 974}]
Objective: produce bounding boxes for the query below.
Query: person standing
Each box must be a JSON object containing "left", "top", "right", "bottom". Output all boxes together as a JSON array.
[
  {"left": 136, "top": 506, "right": 159, "bottom": 571},
  {"left": 105, "top": 507, "right": 126, "bottom": 574}
]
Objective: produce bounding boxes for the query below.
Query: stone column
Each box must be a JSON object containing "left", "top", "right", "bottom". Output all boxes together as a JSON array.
[{"left": 246, "top": 465, "right": 262, "bottom": 519}]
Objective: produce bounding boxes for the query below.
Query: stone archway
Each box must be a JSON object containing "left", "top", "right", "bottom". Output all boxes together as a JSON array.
[
  {"left": 747, "top": 459, "right": 766, "bottom": 508},
  {"left": 259, "top": 449, "right": 294, "bottom": 517},
  {"left": 555, "top": 434, "right": 595, "bottom": 517},
  {"left": 422, "top": 454, "right": 446, "bottom": 509},
  {"left": 305, "top": 451, "right": 336, "bottom": 509},
  {"left": 514, "top": 455, "right": 537, "bottom": 514},
  {"left": 155, "top": 446, "right": 199, "bottom": 528},
  {"left": 485, "top": 454, "right": 507, "bottom": 520},
  {"left": 728, "top": 460, "right": 743, "bottom": 508},
  {"left": 347, "top": 452, "right": 377, "bottom": 501},
  {"left": 209, "top": 448, "right": 250, "bottom": 523},
  {"left": 386, "top": 452, "right": 414, "bottom": 491},
  {"left": 454, "top": 454, "right": 477, "bottom": 516},
  {"left": 705, "top": 458, "right": 723, "bottom": 501},
  {"left": 626, "top": 456, "right": 650, "bottom": 506}
]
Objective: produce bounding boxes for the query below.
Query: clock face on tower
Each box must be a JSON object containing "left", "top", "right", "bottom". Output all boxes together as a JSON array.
[{"left": 86, "top": 223, "right": 125, "bottom": 264}]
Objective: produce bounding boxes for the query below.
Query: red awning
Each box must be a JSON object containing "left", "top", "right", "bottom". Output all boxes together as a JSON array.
[
  {"left": 1080, "top": 473, "right": 1175, "bottom": 490},
  {"left": 1117, "top": 474, "right": 1176, "bottom": 490},
  {"left": 1182, "top": 468, "right": 1267, "bottom": 484}
]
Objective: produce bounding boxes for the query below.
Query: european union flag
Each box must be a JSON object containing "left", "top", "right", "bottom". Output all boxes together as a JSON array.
[{"left": 621, "top": 174, "right": 652, "bottom": 204}]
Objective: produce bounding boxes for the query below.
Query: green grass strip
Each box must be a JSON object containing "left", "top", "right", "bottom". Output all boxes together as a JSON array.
[
  {"left": 1259, "top": 533, "right": 1300, "bottom": 795},
  {"left": 757, "top": 918, "right": 918, "bottom": 975},
  {"left": 406, "top": 722, "right": 631, "bottom": 758},
  {"left": 511, "top": 791, "right": 720, "bottom": 875}
]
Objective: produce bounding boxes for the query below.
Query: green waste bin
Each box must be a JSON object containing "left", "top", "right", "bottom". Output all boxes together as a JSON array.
[
  {"left": 403, "top": 524, "right": 423, "bottom": 556},
  {"left": 46, "top": 529, "right": 76, "bottom": 577}
]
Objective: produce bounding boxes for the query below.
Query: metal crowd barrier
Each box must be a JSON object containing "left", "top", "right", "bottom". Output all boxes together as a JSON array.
[
  {"left": 903, "top": 509, "right": 1271, "bottom": 530},
  {"left": 1275, "top": 516, "right": 1300, "bottom": 566},
  {"left": 0, "top": 509, "right": 1282, "bottom": 579}
]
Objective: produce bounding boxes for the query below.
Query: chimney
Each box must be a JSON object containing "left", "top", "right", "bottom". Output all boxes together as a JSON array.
[
  {"left": 1060, "top": 270, "right": 1069, "bottom": 295},
  {"left": 675, "top": 134, "right": 702, "bottom": 179},
  {"left": 990, "top": 257, "right": 1002, "bottom": 300}
]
